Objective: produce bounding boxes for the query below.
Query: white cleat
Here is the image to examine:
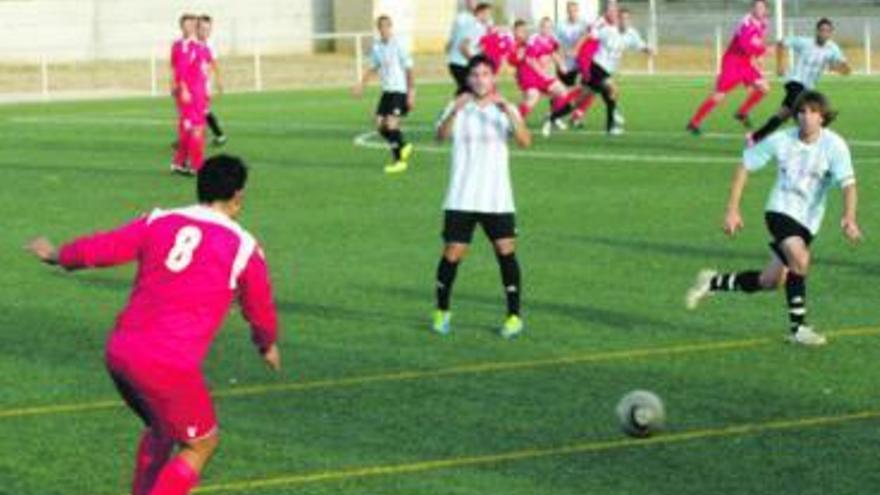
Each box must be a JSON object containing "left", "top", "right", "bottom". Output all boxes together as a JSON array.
[
  {"left": 553, "top": 118, "right": 568, "bottom": 131},
  {"left": 685, "top": 269, "right": 717, "bottom": 310},
  {"left": 608, "top": 126, "right": 625, "bottom": 136},
  {"left": 787, "top": 325, "right": 827, "bottom": 347},
  {"left": 541, "top": 118, "right": 553, "bottom": 138},
  {"left": 613, "top": 109, "right": 626, "bottom": 126}
]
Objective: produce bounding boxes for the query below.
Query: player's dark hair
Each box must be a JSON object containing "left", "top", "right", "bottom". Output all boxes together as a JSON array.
[
  {"left": 199, "top": 14, "right": 212, "bottom": 23},
  {"left": 474, "top": 3, "right": 492, "bottom": 14},
  {"left": 467, "top": 54, "right": 496, "bottom": 74},
  {"left": 197, "top": 154, "right": 249, "bottom": 203},
  {"left": 513, "top": 19, "right": 527, "bottom": 29},
  {"left": 179, "top": 13, "right": 196, "bottom": 27},
  {"left": 795, "top": 90, "right": 837, "bottom": 127},
  {"left": 817, "top": 18, "right": 833, "bottom": 30},
  {"left": 376, "top": 15, "right": 392, "bottom": 27}
]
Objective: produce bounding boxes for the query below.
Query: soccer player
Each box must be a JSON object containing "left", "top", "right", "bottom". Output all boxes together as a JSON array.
[
  {"left": 353, "top": 15, "right": 415, "bottom": 174},
  {"left": 751, "top": 18, "right": 850, "bottom": 143},
  {"left": 686, "top": 91, "right": 861, "bottom": 346},
  {"left": 575, "top": 7, "right": 651, "bottom": 135},
  {"left": 433, "top": 55, "right": 531, "bottom": 338},
  {"left": 479, "top": 24, "right": 515, "bottom": 75},
  {"left": 170, "top": 14, "right": 198, "bottom": 173},
  {"left": 687, "top": 0, "right": 770, "bottom": 135},
  {"left": 556, "top": 1, "right": 588, "bottom": 88},
  {"left": 25, "top": 155, "right": 281, "bottom": 495},
  {"left": 509, "top": 18, "right": 579, "bottom": 137},
  {"left": 197, "top": 15, "right": 227, "bottom": 146},
  {"left": 446, "top": 1, "right": 491, "bottom": 95},
  {"left": 172, "top": 17, "right": 212, "bottom": 175},
  {"left": 569, "top": 5, "right": 614, "bottom": 127}
]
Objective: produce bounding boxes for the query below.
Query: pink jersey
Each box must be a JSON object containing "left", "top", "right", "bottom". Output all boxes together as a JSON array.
[
  {"left": 58, "top": 205, "right": 279, "bottom": 370},
  {"left": 479, "top": 28, "right": 515, "bottom": 73},
  {"left": 170, "top": 38, "right": 193, "bottom": 87},
  {"left": 185, "top": 41, "right": 213, "bottom": 97},
  {"left": 726, "top": 14, "right": 768, "bottom": 59}
]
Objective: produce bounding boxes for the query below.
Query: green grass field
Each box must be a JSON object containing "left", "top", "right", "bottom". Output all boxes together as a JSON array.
[{"left": 1, "top": 75, "right": 879, "bottom": 495}]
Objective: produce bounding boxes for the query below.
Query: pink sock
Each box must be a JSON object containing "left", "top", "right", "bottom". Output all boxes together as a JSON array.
[
  {"left": 188, "top": 130, "right": 205, "bottom": 172},
  {"left": 148, "top": 457, "right": 199, "bottom": 495},
  {"left": 173, "top": 132, "right": 189, "bottom": 167},
  {"left": 575, "top": 92, "right": 595, "bottom": 116},
  {"left": 737, "top": 89, "right": 766, "bottom": 117},
  {"left": 690, "top": 96, "right": 721, "bottom": 127},
  {"left": 518, "top": 102, "right": 532, "bottom": 119},
  {"left": 133, "top": 430, "right": 174, "bottom": 495}
]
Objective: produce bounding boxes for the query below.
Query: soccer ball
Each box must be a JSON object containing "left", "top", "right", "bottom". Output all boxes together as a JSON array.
[{"left": 616, "top": 390, "right": 665, "bottom": 438}]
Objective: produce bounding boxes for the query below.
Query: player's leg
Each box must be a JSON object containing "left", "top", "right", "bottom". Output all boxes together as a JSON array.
[
  {"left": 548, "top": 82, "right": 579, "bottom": 124},
  {"left": 688, "top": 89, "right": 728, "bottom": 134},
  {"left": 752, "top": 82, "right": 802, "bottom": 143},
  {"left": 188, "top": 125, "right": 206, "bottom": 173},
  {"left": 597, "top": 80, "right": 619, "bottom": 134},
  {"left": 734, "top": 78, "right": 770, "bottom": 129},
  {"left": 518, "top": 89, "right": 541, "bottom": 120},
  {"left": 483, "top": 214, "right": 522, "bottom": 338},
  {"left": 205, "top": 111, "right": 226, "bottom": 145},
  {"left": 686, "top": 254, "right": 785, "bottom": 310},
  {"left": 172, "top": 118, "right": 191, "bottom": 174},
  {"left": 776, "top": 236, "right": 822, "bottom": 344},
  {"left": 433, "top": 211, "right": 477, "bottom": 334},
  {"left": 148, "top": 433, "right": 218, "bottom": 495}
]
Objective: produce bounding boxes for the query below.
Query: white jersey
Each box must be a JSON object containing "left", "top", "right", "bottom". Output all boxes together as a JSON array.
[
  {"left": 743, "top": 128, "right": 855, "bottom": 235},
  {"left": 556, "top": 18, "right": 588, "bottom": 71},
  {"left": 593, "top": 25, "right": 646, "bottom": 74},
  {"left": 438, "top": 100, "right": 521, "bottom": 213},
  {"left": 371, "top": 36, "right": 413, "bottom": 94},
  {"left": 784, "top": 36, "right": 846, "bottom": 89},
  {"left": 447, "top": 12, "right": 486, "bottom": 67}
]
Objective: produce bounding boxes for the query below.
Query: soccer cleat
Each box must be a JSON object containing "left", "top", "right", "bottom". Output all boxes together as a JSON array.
[
  {"left": 685, "top": 269, "right": 718, "bottom": 310},
  {"left": 734, "top": 113, "right": 753, "bottom": 129},
  {"left": 553, "top": 118, "right": 568, "bottom": 131},
  {"left": 608, "top": 126, "right": 625, "bottom": 136},
  {"left": 384, "top": 161, "right": 408, "bottom": 174},
  {"left": 499, "top": 314, "right": 524, "bottom": 339},
  {"left": 170, "top": 162, "right": 192, "bottom": 176},
  {"left": 787, "top": 325, "right": 827, "bottom": 346},
  {"left": 431, "top": 310, "right": 452, "bottom": 335},
  {"left": 541, "top": 118, "right": 553, "bottom": 138},
  {"left": 613, "top": 109, "right": 626, "bottom": 126},
  {"left": 686, "top": 123, "right": 702, "bottom": 136},
  {"left": 212, "top": 135, "right": 228, "bottom": 146},
  {"left": 400, "top": 143, "right": 414, "bottom": 162}
]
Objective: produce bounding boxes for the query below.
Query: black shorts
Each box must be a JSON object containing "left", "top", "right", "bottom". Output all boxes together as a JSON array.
[
  {"left": 449, "top": 64, "right": 470, "bottom": 95},
  {"left": 781, "top": 81, "right": 807, "bottom": 111},
  {"left": 442, "top": 210, "right": 517, "bottom": 244},
  {"left": 765, "top": 211, "right": 813, "bottom": 265},
  {"left": 376, "top": 92, "right": 409, "bottom": 117},
  {"left": 584, "top": 63, "right": 611, "bottom": 92},
  {"left": 557, "top": 68, "right": 579, "bottom": 87}
]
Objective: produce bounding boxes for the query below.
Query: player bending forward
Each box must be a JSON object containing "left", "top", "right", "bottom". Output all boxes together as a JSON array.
[
  {"left": 433, "top": 55, "right": 531, "bottom": 338},
  {"left": 354, "top": 15, "right": 415, "bottom": 174},
  {"left": 26, "top": 155, "right": 281, "bottom": 495},
  {"left": 751, "top": 18, "right": 850, "bottom": 144},
  {"left": 686, "top": 91, "right": 861, "bottom": 346}
]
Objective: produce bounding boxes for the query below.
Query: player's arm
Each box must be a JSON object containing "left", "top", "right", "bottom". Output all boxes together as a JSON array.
[
  {"left": 436, "top": 93, "right": 471, "bottom": 141},
  {"left": 352, "top": 67, "right": 378, "bottom": 97},
  {"left": 237, "top": 247, "right": 281, "bottom": 371},
  {"left": 26, "top": 216, "right": 148, "bottom": 270},
  {"left": 841, "top": 183, "right": 861, "bottom": 242},
  {"left": 492, "top": 94, "right": 531, "bottom": 148},
  {"left": 775, "top": 40, "right": 787, "bottom": 77},
  {"left": 723, "top": 165, "right": 750, "bottom": 236}
]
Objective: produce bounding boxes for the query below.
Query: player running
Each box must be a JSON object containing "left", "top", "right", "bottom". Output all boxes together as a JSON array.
[
  {"left": 574, "top": 7, "right": 651, "bottom": 135},
  {"left": 446, "top": 1, "right": 491, "bottom": 95},
  {"left": 170, "top": 14, "right": 197, "bottom": 173},
  {"left": 171, "top": 17, "right": 213, "bottom": 175},
  {"left": 197, "top": 15, "right": 227, "bottom": 146},
  {"left": 687, "top": 0, "right": 770, "bottom": 135},
  {"left": 433, "top": 55, "right": 531, "bottom": 339},
  {"left": 353, "top": 15, "right": 415, "bottom": 174},
  {"left": 25, "top": 155, "right": 281, "bottom": 495},
  {"left": 686, "top": 91, "right": 861, "bottom": 346},
  {"left": 479, "top": 24, "right": 515, "bottom": 75},
  {"left": 568, "top": 5, "right": 614, "bottom": 127},
  {"left": 509, "top": 18, "right": 579, "bottom": 137},
  {"left": 751, "top": 18, "right": 850, "bottom": 144},
  {"left": 556, "top": 1, "right": 589, "bottom": 88}
]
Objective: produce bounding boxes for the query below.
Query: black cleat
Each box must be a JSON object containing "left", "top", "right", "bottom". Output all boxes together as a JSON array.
[
  {"left": 686, "top": 123, "right": 702, "bottom": 136},
  {"left": 734, "top": 113, "right": 753, "bottom": 129}
]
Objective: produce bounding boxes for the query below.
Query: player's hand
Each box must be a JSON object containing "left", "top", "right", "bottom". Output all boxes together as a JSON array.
[
  {"left": 352, "top": 84, "right": 364, "bottom": 98},
  {"left": 841, "top": 216, "right": 863, "bottom": 243},
  {"left": 261, "top": 344, "right": 282, "bottom": 372},
  {"left": 25, "top": 236, "right": 59, "bottom": 265},
  {"left": 723, "top": 209, "right": 744, "bottom": 237}
]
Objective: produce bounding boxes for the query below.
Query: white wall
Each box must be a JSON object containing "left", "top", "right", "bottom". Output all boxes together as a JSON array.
[
  {"left": 0, "top": 0, "right": 333, "bottom": 62},
  {"left": 505, "top": 0, "right": 599, "bottom": 24}
]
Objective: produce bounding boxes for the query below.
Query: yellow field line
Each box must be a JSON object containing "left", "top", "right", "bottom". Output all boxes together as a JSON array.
[
  {"left": 1, "top": 326, "right": 877, "bottom": 421},
  {"left": 193, "top": 409, "right": 880, "bottom": 493}
]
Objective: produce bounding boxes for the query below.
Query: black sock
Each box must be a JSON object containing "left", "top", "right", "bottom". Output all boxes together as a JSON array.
[
  {"left": 436, "top": 258, "right": 459, "bottom": 311},
  {"left": 496, "top": 253, "right": 521, "bottom": 316},
  {"left": 600, "top": 89, "right": 616, "bottom": 131},
  {"left": 550, "top": 103, "right": 574, "bottom": 122},
  {"left": 785, "top": 273, "right": 807, "bottom": 332},
  {"left": 710, "top": 271, "right": 762, "bottom": 293},
  {"left": 384, "top": 129, "right": 405, "bottom": 161},
  {"left": 206, "top": 112, "right": 224, "bottom": 138},
  {"left": 753, "top": 115, "right": 785, "bottom": 142}
]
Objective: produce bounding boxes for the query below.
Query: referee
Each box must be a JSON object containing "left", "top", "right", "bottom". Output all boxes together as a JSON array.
[{"left": 432, "top": 55, "right": 532, "bottom": 339}]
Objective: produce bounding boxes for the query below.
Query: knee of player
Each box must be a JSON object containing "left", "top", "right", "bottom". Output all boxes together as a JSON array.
[
  {"left": 712, "top": 92, "right": 727, "bottom": 102},
  {"left": 493, "top": 240, "right": 516, "bottom": 256},
  {"left": 190, "top": 431, "right": 221, "bottom": 455},
  {"left": 443, "top": 246, "right": 468, "bottom": 263},
  {"left": 760, "top": 273, "right": 785, "bottom": 290}
]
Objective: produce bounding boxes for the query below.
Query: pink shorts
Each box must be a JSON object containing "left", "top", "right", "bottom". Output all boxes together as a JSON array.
[
  {"left": 716, "top": 54, "right": 763, "bottom": 92},
  {"left": 107, "top": 350, "right": 217, "bottom": 442},
  {"left": 517, "top": 68, "right": 556, "bottom": 94}
]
